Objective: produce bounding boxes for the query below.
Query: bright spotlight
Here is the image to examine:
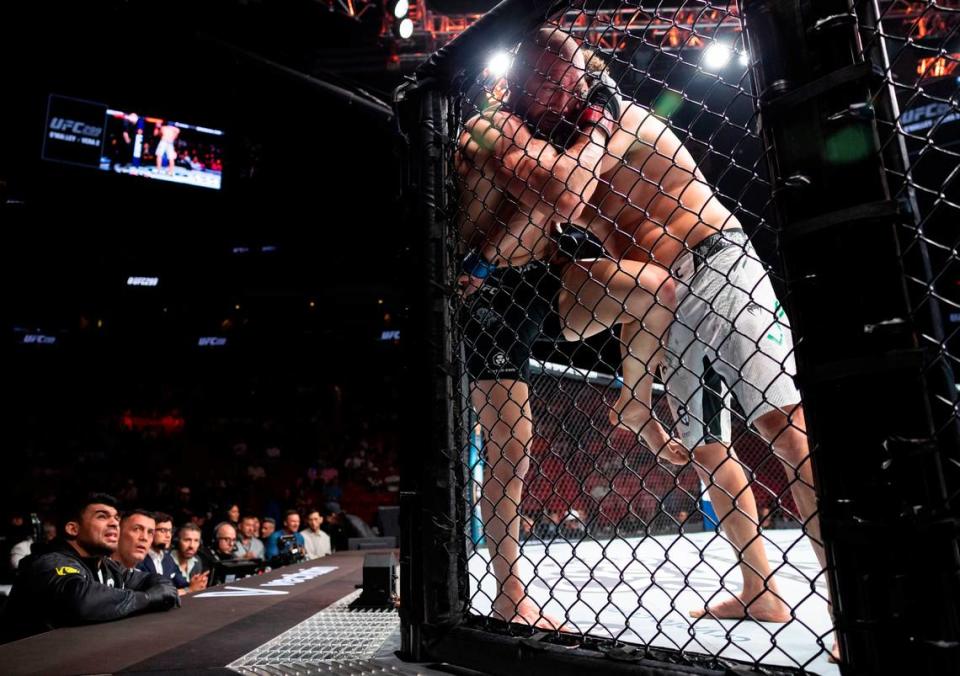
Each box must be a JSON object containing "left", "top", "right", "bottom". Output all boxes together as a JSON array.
[
  {"left": 393, "top": 0, "right": 409, "bottom": 18},
  {"left": 487, "top": 51, "right": 513, "bottom": 78},
  {"left": 739, "top": 51, "right": 750, "bottom": 67},
  {"left": 703, "top": 43, "right": 732, "bottom": 71},
  {"left": 398, "top": 18, "right": 414, "bottom": 39}
]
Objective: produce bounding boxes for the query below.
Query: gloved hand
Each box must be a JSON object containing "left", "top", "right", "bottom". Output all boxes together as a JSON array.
[
  {"left": 577, "top": 80, "right": 622, "bottom": 140},
  {"left": 144, "top": 582, "right": 181, "bottom": 610}
]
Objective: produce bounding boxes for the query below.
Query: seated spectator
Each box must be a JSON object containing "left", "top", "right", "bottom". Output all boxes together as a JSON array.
[
  {"left": 519, "top": 516, "right": 534, "bottom": 542},
  {"left": 138, "top": 513, "right": 207, "bottom": 596},
  {"left": 236, "top": 515, "right": 264, "bottom": 560},
  {"left": 320, "top": 511, "right": 351, "bottom": 552},
  {"left": 212, "top": 522, "right": 239, "bottom": 561},
  {"left": 300, "top": 510, "right": 331, "bottom": 560},
  {"left": 264, "top": 510, "right": 305, "bottom": 560},
  {"left": 111, "top": 510, "right": 156, "bottom": 570},
  {"left": 8, "top": 524, "right": 35, "bottom": 572},
  {"left": 172, "top": 524, "right": 206, "bottom": 581},
  {"left": 224, "top": 503, "right": 241, "bottom": 532},
  {"left": 260, "top": 517, "right": 276, "bottom": 541},
  {"left": 0, "top": 493, "right": 178, "bottom": 642},
  {"left": 42, "top": 520, "right": 56, "bottom": 544}
]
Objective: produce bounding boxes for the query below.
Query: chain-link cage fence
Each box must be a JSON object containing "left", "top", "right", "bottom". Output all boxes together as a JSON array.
[
  {"left": 397, "top": 1, "right": 960, "bottom": 675},
  {"left": 860, "top": 0, "right": 960, "bottom": 440}
]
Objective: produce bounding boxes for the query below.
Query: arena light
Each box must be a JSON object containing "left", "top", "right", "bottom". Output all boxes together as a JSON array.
[
  {"left": 487, "top": 51, "right": 513, "bottom": 78},
  {"left": 739, "top": 50, "right": 750, "bottom": 67},
  {"left": 393, "top": 0, "right": 409, "bottom": 19},
  {"left": 398, "top": 17, "right": 414, "bottom": 39},
  {"left": 703, "top": 42, "right": 732, "bottom": 70}
]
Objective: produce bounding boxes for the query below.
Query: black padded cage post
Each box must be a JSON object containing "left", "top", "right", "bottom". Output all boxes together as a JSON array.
[
  {"left": 396, "top": 82, "right": 484, "bottom": 663},
  {"left": 741, "top": 0, "right": 960, "bottom": 674}
]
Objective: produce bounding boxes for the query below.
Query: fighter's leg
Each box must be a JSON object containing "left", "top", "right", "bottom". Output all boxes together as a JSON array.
[
  {"left": 687, "top": 441, "right": 790, "bottom": 622},
  {"left": 753, "top": 405, "right": 822, "bottom": 569},
  {"left": 472, "top": 379, "right": 562, "bottom": 630},
  {"left": 556, "top": 259, "right": 684, "bottom": 461},
  {"left": 753, "top": 404, "right": 839, "bottom": 658}
]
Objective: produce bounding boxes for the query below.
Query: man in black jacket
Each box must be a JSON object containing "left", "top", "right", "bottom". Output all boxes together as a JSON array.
[{"left": 1, "top": 493, "right": 179, "bottom": 642}]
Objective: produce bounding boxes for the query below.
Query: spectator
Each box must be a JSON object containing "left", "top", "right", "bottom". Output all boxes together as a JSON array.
[
  {"left": 224, "top": 503, "right": 241, "bottom": 531},
  {"left": 264, "top": 510, "right": 305, "bottom": 560},
  {"left": 300, "top": 510, "right": 331, "bottom": 560},
  {"left": 260, "top": 517, "right": 276, "bottom": 540},
  {"left": 321, "top": 511, "right": 350, "bottom": 552},
  {"left": 8, "top": 523, "right": 35, "bottom": 572},
  {"left": 172, "top": 524, "right": 205, "bottom": 580},
  {"left": 212, "top": 522, "right": 238, "bottom": 561},
  {"left": 0, "top": 493, "right": 178, "bottom": 642},
  {"left": 42, "top": 520, "right": 56, "bottom": 543},
  {"left": 519, "top": 515, "right": 534, "bottom": 542},
  {"left": 111, "top": 510, "right": 156, "bottom": 570},
  {"left": 236, "top": 515, "right": 264, "bottom": 560},
  {"left": 2, "top": 513, "right": 26, "bottom": 542},
  {"left": 137, "top": 513, "right": 207, "bottom": 595}
]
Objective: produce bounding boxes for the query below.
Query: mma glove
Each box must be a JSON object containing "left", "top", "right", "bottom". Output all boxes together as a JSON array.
[{"left": 577, "top": 80, "right": 621, "bottom": 141}]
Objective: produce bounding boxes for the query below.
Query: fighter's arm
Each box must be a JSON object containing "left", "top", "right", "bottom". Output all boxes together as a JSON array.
[
  {"left": 460, "top": 109, "right": 607, "bottom": 223},
  {"left": 455, "top": 117, "right": 558, "bottom": 294}
]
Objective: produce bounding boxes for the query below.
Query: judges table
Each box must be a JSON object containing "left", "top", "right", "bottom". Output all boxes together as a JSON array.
[{"left": 0, "top": 550, "right": 382, "bottom": 674}]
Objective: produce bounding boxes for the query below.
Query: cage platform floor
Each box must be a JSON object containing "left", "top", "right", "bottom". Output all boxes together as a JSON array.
[{"left": 468, "top": 528, "right": 837, "bottom": 675}]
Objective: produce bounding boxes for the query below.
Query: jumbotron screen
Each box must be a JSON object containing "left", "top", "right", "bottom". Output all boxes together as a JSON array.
[{"left": 42, "top": 94, "right": 224, "bottom": 191}]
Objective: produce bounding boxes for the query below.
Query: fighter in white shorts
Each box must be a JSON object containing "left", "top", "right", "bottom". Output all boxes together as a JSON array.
[{"left": 665, "top": 229, "right": 800, "bottom": 450}]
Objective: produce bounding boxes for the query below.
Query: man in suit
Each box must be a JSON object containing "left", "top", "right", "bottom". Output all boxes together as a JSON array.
[{"left": 138, "top": 512, "right": 208, "bottom": 595}]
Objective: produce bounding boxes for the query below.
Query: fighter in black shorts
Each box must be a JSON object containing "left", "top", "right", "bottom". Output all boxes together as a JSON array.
[
  {"left": 463, "top": 226, "right": 604, "bottom": 383},
  {"left": 455, "top": 26, "right": 685, "bottom": 630}
]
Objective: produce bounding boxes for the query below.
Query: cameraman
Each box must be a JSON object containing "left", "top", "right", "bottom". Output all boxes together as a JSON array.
[
  {"left": 0, "top": 493, "right": 179, "bottom": 642},
  {"left": 263, "top": 510, "right": 305, "bottom": 565}
]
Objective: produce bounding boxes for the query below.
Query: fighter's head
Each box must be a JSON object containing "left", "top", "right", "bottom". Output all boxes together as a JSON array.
[{"left": 507, "top": 26, "right": 589, "bottom": 135}]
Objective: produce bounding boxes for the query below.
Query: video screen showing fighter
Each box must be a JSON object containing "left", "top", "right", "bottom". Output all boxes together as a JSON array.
[{"left": 42, "top": 94, "right": 224, "bottom": 191}]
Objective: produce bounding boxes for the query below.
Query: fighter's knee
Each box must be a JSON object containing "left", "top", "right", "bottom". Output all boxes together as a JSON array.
[
  {"left": 487, "top": 430, "right": 529, "bottom": 461},
  {"left": 692, "top": 442, "right": 733, "bottom": 469},
  {"left": 774, "top": 435, "right": 810, "bottom": 470},
  {"left": 488, "top": 445, "right": 529, "bottom": 481},
  {"left": 647, "top": 267, "right": 676, "bottom": 311}
]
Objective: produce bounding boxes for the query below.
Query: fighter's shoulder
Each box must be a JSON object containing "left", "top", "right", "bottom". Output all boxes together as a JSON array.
[
  {"left": 616, "top": 101, "right": 663, "bottom": 135},
  {"left": 616, "top": 101, "right": 682, "bottom": 152}
]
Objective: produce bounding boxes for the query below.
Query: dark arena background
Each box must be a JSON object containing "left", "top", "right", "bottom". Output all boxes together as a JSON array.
[{"left": 0, "top": 1, "right": 957, "bottom": 675}]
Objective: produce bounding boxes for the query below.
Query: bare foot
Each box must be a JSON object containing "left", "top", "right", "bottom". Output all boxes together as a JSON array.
[
  {"left": 828, "top": 641, "right": 841, "bottom": 663},
  {"left": 609, "top": 393, "right": 689, "bottom": 465},
  {"left": 492, "top": 595, "right": 565, "bottom": 631},
  {"left": 689, "top": 590, "right": 791, "bottom": 623}
]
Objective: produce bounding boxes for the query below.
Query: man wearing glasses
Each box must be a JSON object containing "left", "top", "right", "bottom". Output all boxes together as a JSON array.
[
  {"left": 212, "top": 522, "right": 240, "bottom": 561},
  {"left": 137, "top": 512, "right": 208, "bottom": 595}
]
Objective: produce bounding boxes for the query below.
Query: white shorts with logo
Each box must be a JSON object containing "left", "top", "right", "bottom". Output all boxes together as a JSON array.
[
  {"left": 663, "top": 232, "right": 801, "bottom": 449},
  {"left": 156, "top": 139, "right": 177, "bottom": 161}
]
